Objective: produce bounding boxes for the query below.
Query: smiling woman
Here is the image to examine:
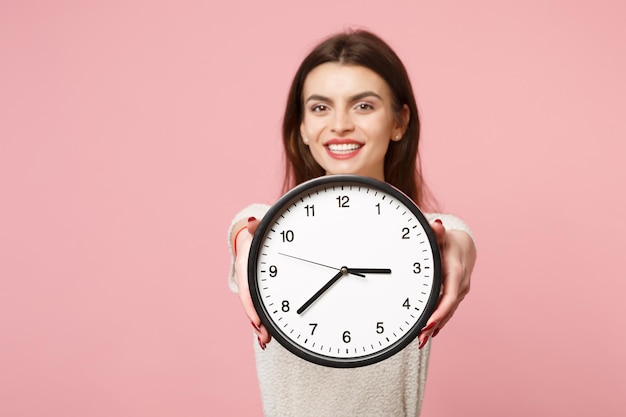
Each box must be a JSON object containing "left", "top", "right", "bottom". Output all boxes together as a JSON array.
[{"left": 226, "top": 29, "right": 476, "bottom": 417}]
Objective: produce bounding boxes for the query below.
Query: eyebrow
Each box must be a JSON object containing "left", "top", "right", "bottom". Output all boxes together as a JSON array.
[{"left": 304, "top": 91, "right": 383, "bottom": 103}]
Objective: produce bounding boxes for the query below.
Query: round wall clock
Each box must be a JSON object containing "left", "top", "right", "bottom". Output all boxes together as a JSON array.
[{"left": 248, "top": 175, "right": 441, "bottom": 368}]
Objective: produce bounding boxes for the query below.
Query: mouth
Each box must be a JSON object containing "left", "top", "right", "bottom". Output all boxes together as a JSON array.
[{"left": 326, "top": 142, "right": 363, "bottom": 155}]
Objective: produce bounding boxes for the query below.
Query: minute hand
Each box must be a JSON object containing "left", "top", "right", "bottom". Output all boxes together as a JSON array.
[
  {"left": 346, "top": 268, "right": 392, "bottom": 274},
  {"left": 297, "top": 269, "right": 346, "bottom": 315}
]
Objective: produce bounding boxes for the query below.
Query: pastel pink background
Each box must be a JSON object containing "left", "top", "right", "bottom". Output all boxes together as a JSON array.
[{"left": 1, "top": 1, "right": 625, "bottom": 416}]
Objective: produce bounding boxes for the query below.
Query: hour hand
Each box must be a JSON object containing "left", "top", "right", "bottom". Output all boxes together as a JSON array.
[{"left": 346, "top": 268, "right": 392, "bottom": 274}]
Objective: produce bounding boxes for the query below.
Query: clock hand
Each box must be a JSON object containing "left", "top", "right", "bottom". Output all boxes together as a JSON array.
[
  {"left": 297, "top": 267, "right": 348, "bottom": 315},
  {"left": 278, "top": 252, "right": 365, "bottom": 277},
  {"left": 346, "top": 268, "right": 392, "bottom": 274}
]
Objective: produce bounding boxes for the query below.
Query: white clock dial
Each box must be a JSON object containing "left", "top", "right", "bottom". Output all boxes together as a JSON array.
[{"left": 248, "top": 175, "right": 441, "bottom": 368}]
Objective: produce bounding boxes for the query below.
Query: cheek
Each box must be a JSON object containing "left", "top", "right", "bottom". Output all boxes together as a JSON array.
[
  {"left": 372, "top": 117, "right": 395, "bottom": 135},
  {"left": 301, "top": 118, "right": 324, "bottom": 138},
  {"left": 361, "top": 113, "right": 395, "bottom": 135},
  {"left": 308, "top": 144, "right": 327, "bottom": 163},
  {"left": 304, "top": 136, "right": 328, "bottom": 166}
]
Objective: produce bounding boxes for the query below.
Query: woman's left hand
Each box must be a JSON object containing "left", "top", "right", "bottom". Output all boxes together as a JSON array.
[{"left": 418, "top": 221, "right": 476, "bottom": 348}]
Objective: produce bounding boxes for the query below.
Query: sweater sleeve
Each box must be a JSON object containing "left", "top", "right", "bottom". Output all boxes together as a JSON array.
[{"left": 227, "top": 203, "right": 271, "bottom": 293}]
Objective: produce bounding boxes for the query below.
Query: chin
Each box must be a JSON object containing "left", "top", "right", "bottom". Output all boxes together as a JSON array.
[
  {"left": 324, "top": 166, "right": 359, "bottom": 176},
  {"left": 325, "top": 168, "right": 382, "bottom": 181}
]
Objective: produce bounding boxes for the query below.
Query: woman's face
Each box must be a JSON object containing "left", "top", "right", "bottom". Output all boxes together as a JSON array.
[{"left": 300, "top": 63, "right": 408, "bottom": 181}]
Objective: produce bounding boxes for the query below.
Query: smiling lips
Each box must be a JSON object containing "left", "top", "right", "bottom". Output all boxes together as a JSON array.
[{"left": 325, "top": 139, "right": 363, "bottom": 158}]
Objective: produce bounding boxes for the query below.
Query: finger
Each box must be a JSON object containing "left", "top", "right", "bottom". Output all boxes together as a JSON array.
[
  {"left": 422, "top": 267, "right": 463, "bottom": 340},
  {"left": 247, "top": 216, "right": 260, "bottom": 235},
  {"left": 430, "top": 219, "right": 446, "bottom": 246},
  {"left": 257, "top": 324, "right": 272, "bottom": 345},
  {"left": 243, "top": 289, "right": 272, "bottom": 344},
  {"left": 239, "top": 284, "right": 261, "bottom": 325},
  {"left": 253, "top": 324, "right": 271, "bottom": 346},
  {"left": 429, "top": 292, "right": 458, "bottom": 332},
  {"left": 240, "top": 287, "right": 272, "bottom": 344},
  {"left": 428, "top": 262, "right": 468, "bottom": 338},
  {"left": 418, "top": 320, "right": 438, "bottom": 349}
]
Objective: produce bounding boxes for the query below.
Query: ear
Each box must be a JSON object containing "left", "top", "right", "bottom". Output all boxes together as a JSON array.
[
  {"left": 300, "top": 123, "right": 309, "bottom": 145},
  {"left": 392, "top": 104, "right": 410, "bottom": 141}
]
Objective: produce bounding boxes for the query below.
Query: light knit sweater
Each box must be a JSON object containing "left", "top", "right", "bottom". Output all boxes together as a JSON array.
[{"left": 228, "top": 203, "right": 473, "bottom": 417}]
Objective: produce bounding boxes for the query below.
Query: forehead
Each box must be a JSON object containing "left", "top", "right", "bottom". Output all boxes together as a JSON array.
[{"left": 302, "top": 63, "right": 391, "bottom": 99}]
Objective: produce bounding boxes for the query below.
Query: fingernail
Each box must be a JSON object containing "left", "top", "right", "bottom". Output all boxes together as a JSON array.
[
  {"left": 421, "top": 322, "right": 437, "bottom": 333},
  {"left": 258, "top": 336, "right": 266, "bottom": 350},
  {"left": 251, "top": 321, "right": 260, "bottom": 332},
  {"left": 419, "top": 335, "right": 429, "bottom": 350},
  {"left": 432, "top": 328, "right": 441, "bottom": 338},
  {"left": 434, "top": 219, "right": 443, "bottom": 225},
  {"left": 248, "top": 216, "right": 257, "bottom": 222}
]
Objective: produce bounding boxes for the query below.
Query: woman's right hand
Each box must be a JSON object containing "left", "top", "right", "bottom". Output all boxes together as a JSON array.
[{"left": 233, "top": 217, "right": 272, "bottom": 349}]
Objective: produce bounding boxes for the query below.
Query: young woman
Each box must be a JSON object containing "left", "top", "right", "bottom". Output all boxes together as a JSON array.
[{"left": 228, "top": 29, "right": 476, "bottom": 417}]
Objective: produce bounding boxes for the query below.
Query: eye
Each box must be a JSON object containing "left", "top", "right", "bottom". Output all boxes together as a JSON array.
[
  {"left": 355, "top": 102, "right": 375, "bottom": 111},
  {"left": 311, "top": 104, "right": 328, "bottom": 112}
]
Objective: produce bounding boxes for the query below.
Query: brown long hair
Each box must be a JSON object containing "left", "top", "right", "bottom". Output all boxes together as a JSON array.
[{"left": 282, "top": 29, "right": 433, "bottom": 209}]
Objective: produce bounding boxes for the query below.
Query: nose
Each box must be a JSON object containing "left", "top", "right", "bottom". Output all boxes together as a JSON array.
[{"left": 330, "top": 110, "right": 354, "bottom": 135}]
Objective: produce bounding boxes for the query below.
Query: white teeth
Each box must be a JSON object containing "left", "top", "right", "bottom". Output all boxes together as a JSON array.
[{"left": 327, "top": 143, "right": 362, "bottom": 154}]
